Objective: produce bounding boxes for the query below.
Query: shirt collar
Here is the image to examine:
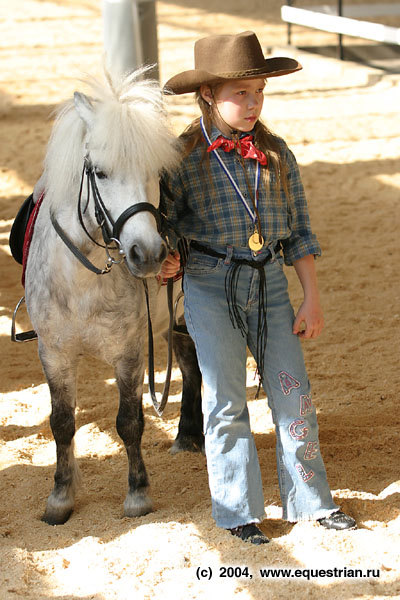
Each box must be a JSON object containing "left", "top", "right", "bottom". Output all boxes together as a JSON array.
[{"left": 209, "top": 124, "right": 255, "bottom": 143}]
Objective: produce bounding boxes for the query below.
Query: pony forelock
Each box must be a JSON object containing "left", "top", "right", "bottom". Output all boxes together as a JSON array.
[{"left": 43, "top": 68, "right": 180, "bottom": 207}]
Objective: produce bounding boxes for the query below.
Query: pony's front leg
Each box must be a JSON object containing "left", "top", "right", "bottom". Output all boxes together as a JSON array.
[
  {"left": 39, "top": 343, "right": 80, "bottom": 525},
  {"left": 115, "top": 353, "right": 153, "bottom": 517}
]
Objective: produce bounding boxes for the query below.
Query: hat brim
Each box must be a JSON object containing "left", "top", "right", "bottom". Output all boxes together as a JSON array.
[{"left": 164, "top": 57, "right": 302, "bottom": 95}]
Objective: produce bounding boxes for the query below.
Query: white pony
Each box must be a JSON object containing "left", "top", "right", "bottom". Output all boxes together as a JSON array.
[{"left": 24, "top": 69, "right": 203, "bottom": 525}]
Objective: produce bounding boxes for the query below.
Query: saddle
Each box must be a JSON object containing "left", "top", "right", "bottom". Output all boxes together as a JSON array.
[
  {"left": 9, "top": 193, "right": 35, "bottom": 265},
  {"left": 9, "top": 192, "right": 42, "bottom": 342},
  {"left": 9, "top": 192, "right": 44, "bottom": 287}
]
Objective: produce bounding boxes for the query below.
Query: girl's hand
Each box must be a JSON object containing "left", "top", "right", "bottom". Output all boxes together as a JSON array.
[
  {"left": 292, "top": 298, "right": 324, "bottom": 339},
  {"left": 292, "top": 254, "right": 324, "bottom": 339},
  {"left": 160, "top": 250, "right": 181, "bottom": 278}
]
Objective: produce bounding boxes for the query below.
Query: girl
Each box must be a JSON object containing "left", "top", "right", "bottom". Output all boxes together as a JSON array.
[{"left": 160, "top": 31, "right": 356, "bottom": 544}]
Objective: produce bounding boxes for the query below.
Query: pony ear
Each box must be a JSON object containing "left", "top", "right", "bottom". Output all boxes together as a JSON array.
[{"left": 74, "top": 92, "right": 95, "bottom": 130}]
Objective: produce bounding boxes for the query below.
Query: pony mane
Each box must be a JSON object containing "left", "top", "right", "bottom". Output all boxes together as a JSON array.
[{"left": 43, "top": 68, "right": 180, "bottom": 207}]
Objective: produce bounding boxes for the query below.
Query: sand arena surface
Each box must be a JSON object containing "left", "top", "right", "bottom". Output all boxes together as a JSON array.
[{"left": 0, "top": 1, "right": 400, "bottom": 598}]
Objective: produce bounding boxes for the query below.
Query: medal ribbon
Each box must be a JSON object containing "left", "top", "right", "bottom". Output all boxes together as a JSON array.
[{"left": 200, "top": 117, "right": 260, "bottom": 227}]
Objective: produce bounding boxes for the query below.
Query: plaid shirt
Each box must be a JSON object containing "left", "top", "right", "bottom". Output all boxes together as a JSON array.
[{"left": 160, "top": 125, "right": 321, "bottom": 266}]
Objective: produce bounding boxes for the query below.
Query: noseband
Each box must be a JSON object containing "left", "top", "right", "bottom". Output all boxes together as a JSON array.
[{"left": 51, "top": 155, "right": 163, "bottom": 275}]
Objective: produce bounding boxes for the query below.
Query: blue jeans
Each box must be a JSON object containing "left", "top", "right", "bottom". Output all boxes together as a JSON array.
[{"left": 183, "top": 243, "right": 338, "bottom": 529}]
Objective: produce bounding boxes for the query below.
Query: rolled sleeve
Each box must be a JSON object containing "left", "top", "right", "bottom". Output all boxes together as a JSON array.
[
  {"left": 159, "top": 168, "right": 187, "bottom": 250},
  {"left": 280, "top": 147, "right": 321, "bottom": 266}
]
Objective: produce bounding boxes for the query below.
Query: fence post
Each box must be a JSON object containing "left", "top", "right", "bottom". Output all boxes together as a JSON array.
[{"left": 103, "top": 0, "right": 159, "bottom": 81}]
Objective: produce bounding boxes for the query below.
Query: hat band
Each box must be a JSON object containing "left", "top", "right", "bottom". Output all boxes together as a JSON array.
[{"left": 202, "top": 66, "right": 269, "bottom": 79}]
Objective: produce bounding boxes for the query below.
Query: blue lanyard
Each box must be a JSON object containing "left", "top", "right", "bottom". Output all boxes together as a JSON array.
[{"left": 200, "top": 117, "right": 260, "bottom": 225}]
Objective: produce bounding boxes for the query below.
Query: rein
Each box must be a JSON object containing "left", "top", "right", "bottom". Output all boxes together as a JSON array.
[
  {"left": 143, "top": 278, "right": 174, "bottom": 417},
  {"left": 49, "top": 155, "right": 175, "bottom": 416}
]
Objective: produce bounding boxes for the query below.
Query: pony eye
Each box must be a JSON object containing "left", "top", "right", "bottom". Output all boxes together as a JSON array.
[{"left": 95, "top": 168, "right": 107, "bottom": 180}]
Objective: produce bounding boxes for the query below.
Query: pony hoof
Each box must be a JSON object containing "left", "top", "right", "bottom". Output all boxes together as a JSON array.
[
  {"left": 124, "top": 490, "right": 153, "bottom": 517},
  {"left": 42, "top": 493, "right": 75, "bottom": 525},
  {"left": 170, "top": 435, "right": 205, "bottom": 455},
  {"left": 41, "top": 508, "right": 73, "bottom": 525}
]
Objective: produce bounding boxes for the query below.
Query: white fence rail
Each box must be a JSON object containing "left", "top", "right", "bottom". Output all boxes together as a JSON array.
[{"left": 281, "top": 3, "right": 400, "bottom": 46}]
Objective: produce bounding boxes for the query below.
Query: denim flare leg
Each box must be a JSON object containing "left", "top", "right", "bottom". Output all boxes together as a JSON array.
[{"left": 183, "top": 244, "right": 338, "bottom": 529}]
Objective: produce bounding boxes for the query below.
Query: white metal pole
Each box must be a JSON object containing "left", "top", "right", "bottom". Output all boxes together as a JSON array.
[{"left": 103, "top": 0, "right": 159, "bottom": 81}]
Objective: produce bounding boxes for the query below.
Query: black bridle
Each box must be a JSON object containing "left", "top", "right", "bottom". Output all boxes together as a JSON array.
[
  {"left": 49, "top": 155, "right": 174, "bottom": 416},
  {"left": 51, "top": 155, "right": 162, "bottom": 275},
  {"left": 79, "top": 155, "right": 162, "bottom": 245}
]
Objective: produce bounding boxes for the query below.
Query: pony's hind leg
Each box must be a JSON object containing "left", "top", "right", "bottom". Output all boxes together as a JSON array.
[
  {"left": 170, "top": 320, "right": 204, "bottom": 454},
  {"left": 115, "top": 352, "right": 153, "bottom": 517},
  {"left": 40, "top": 343, "right": 80, "bottom": 525}
]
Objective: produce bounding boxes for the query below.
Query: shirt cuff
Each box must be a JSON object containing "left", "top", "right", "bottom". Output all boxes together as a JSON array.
[{"left": 281, "top": 234, "right": 322, "bottom": 266}]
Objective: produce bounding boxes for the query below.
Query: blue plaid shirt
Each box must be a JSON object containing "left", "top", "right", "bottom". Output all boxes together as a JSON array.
[{"left": 160, "top": 126, "right": 321, "bottom": 266}]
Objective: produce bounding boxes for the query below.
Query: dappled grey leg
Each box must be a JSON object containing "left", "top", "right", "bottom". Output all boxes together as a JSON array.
[
  {"left": 115, "top": 352, "right": 153, "bottom": 517},
  {"left": 170, "top": 318, "right": 204, "bottom": 454},
  {"left": 40, "top": 344, "right": 80, "bottom": 525}
]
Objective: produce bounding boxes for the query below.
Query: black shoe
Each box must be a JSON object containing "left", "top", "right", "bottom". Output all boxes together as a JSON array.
[
  {"left": 318, "top": 510, "right": 357, "bottom": 530},
  {"left": 229, "top": 523, "right": 270, "bottom": 545}
]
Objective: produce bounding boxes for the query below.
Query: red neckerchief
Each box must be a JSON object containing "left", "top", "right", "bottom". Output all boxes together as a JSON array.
[{"left": 207, "top": 135, "right": 267, "bottom": 165}]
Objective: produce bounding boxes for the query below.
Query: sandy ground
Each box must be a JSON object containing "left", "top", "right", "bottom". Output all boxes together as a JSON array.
[{"left": 1, "top": 1, "right": 400, "bottom": 599}]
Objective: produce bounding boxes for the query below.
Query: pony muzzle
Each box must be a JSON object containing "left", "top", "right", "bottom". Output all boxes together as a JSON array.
[{"left": 127, "top": 237, "right": 168, "bottom": 274}]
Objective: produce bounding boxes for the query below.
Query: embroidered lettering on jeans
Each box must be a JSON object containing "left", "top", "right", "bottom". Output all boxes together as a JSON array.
[
  {"left": 278, "top": 371, "right": 300, "bottom": 396},
  {"left": 296, "top": 463, "right": 315, "bottom": 482},
  {"left": 304, "top": 441, "right": 319, "bottom": 460},
  {"left": 299, "top": 394, "right": 313, "bottom": 415},
  {"left": 289, "top": 419, "right": 309, "bottom": 441}
]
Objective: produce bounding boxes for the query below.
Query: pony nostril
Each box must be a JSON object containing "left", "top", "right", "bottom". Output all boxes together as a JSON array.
[
  {"left": 128, "top": 242, "right": 167, "bottom": 266},
  {"left": 129, "top": 245, "right": 141, "bottom": 263},
  {"left": 159, "top": 244, "right": 168, "bottom": 264}
]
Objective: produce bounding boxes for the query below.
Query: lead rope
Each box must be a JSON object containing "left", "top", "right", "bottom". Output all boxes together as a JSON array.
[{"left": 143, "top": 277, "right": 174, "bottom": 416}]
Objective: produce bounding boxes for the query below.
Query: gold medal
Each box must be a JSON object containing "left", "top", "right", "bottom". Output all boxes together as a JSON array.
[{"left": 248, "top": 232, "right": 264, "bottom": 251}]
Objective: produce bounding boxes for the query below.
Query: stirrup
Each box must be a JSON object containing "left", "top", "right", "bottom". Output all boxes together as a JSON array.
[{"left": 11, "top": 296, "right": 38, "bottom": 342}]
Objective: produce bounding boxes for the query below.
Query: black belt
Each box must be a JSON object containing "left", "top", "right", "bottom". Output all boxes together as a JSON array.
[{"left": 190, "top": 240, "right": 281, "bottom": 268}]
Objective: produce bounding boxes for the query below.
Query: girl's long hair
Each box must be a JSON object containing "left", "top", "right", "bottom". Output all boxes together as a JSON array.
[{"left": 178, "top": 88, "right": 289, "bottom": 200}]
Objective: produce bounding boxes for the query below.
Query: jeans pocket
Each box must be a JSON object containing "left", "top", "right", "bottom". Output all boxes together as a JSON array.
[{"left": 185, "top": 251, "right": 222, "bottom": 276}]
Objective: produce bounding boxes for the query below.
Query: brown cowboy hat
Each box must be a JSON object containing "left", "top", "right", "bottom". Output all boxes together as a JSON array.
[{"left": 164, "top": 31, "right": 302, "bottom": 95}]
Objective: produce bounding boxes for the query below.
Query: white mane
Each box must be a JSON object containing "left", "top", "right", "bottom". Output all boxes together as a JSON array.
[{"left": 43, "top": 68, "right": 180, "bottom": 207}]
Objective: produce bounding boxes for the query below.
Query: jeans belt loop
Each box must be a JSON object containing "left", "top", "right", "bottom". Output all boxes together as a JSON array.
[
  {"left": 224, "top": 245, "right": 233, "bottom": 265},
  {"left": 268, "top": 241, "right": 277, "bottom": 263}
]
